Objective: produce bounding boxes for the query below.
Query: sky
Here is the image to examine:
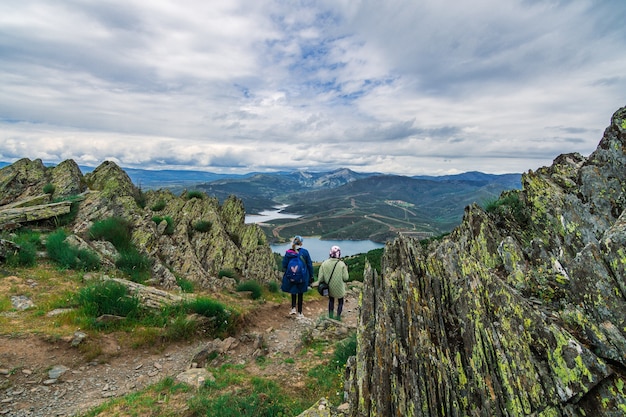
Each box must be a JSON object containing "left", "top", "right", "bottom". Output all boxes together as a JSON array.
[{"left": 1, "top": 0, "right": 625, "bottom": 176}]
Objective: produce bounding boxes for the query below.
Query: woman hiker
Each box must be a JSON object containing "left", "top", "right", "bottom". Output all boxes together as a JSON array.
[
  {"left": 281, "top": 235, "right": 314, "bottom": 319},
  {"left": 317, "top": 245, "right": 349, "bottom": 320}
]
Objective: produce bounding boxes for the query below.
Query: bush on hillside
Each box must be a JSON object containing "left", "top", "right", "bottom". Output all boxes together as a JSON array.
[
  {"left": 89, "top": 217, "right": 133, "bottom": 250},
  {"left": 46, "top": 229, "right": 100, "bottom": 271}
]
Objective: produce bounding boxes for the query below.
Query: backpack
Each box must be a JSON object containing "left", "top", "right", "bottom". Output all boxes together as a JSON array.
[{"left": 285, "top": 255, "right": 307, "bottom": 284}]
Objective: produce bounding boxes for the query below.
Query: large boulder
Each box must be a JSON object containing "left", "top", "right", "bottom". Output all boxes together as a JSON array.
[{"left": 348, "top": 106, "right": 626, "bottom": 416}]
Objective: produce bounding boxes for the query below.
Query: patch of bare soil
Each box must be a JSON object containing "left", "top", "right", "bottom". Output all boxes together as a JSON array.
[{"left": 0, "top": 290, "right": 359, "bottom": 417}]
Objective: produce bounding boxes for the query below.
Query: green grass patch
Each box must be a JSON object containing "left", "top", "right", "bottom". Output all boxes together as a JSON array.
[
  {"left": 152, "top": 215, "right": 175, "bottom": 235},
  {"left": 43, "top": 183, "right": 55, "bottom": 194},
  {"left": 3, "top": 229, "right": 40, "bottom": 267},
  {"left": 75, "top": 280, "right": 142, "bottom": 320},
  {"left": 185, "top": 190, "right": 205, "bottom": 200},
  {"left": 89, "top": 216, "right": 133, "bottom": 251},
  {"left": 193, "top": 220, "right": 212, "bottom": 233},
  {"left": 236, "top": 281, "right": 263, "bottom": 299},
  {"left": 46, "top": 229, "right": 100, "bottom": 271},
  {"left": 115, "top": 247, "right": 153, "bottom": 283},
  {"left": 188, "top": 367, "right": 307, "bottom": 417},
  {"left": 176, "top": 276, "right": 194, "bottom": 293},
  {"left": 150, "top": 199, "right": 167, "bottom": 211}
]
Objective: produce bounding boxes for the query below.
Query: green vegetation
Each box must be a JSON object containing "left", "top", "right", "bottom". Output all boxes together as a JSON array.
[
  {"left": 193, "top": 220, "right": 212, "bottom": 233},
  {"left": 46, "top": 229, "right": 100, "bottom": 271},
  {"left": 176, "top": 276, "right": 194, "bottom": 293},
  {"left": 150, "top": 199, "right": 166, "bottom": 211},
  {"left": 76, "top": 280, "right": 141, "bottom": 319},
  {"left": 236, "top": 280, "right": 263, "bottom": 299},
  {"left": 188, "top": 366, "right": 306, "bottom": 416},
  {"left": 89, "top": 216, "right": 133, "bottom": 250},
  {"left": 483, "top": 190, "right": 530, "bottom": 227},
  {"left": 2, "top": 229, "right": 40, "bottom": 267},
  {"left": 43, "top": 183, "right": 55, "bottom": 194},
  {"left": 115, "top": 247, "right": 153, "bottom": 283},
  {"left": 218, "top": 269, "right": 236, "bottom": 279},
  {"left": 185, "top": 190, "right": 205, "bottom": 200},
  {"left": 267, "top": 280, "right": 280, "bottom": 293},
  {"left": 343, "top": 248, "right": 383, "bottom": 281},
  {"left": 89, "top": 217, "right": 153, "bottom": 282},
  {"left": 152, "top": 215, "right": 175, "bottom": 235}
]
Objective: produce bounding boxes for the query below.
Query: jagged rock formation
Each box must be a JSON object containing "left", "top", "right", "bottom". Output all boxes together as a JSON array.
[
  {"left": 348, "top": 107, "right": 626, "bottom": 416},
  {"left": 0, "top": 158, "right": 276, "bottom": 290}
]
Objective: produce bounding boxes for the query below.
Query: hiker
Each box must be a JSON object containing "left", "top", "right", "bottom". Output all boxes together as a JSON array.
[
  {"left": 318, "top": 245, "right": 349, "bottom": 320},
  {"left": 281, "top": 235, "right": 313, "bottom": 318}
]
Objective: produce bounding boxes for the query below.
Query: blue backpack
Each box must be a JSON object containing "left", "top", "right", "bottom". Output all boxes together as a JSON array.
[{"left": 285, "top": 255, "right": 307, "bottom": 284}]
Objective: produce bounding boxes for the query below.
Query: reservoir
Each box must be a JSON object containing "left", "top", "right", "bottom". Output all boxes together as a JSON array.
[
  {"left": 246, "top": 206, "right": 385, "bottom": 261},
  {"left": 270, "top": 237, "right": 385, "bottom": 262}
]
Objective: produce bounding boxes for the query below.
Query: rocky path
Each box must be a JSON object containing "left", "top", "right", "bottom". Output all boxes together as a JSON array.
[{"left": 0, "top": 291, "right": 359, "bottom": 417}]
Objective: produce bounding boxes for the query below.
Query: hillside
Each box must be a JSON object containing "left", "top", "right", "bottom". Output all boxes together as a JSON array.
[
  {"left": 198, "top": 170, "right": 521, "bottom": 243},
  {"left": 347, "top": 105, "right": 626, "bottom": 415}
]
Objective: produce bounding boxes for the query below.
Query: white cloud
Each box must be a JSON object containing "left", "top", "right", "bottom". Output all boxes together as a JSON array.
[{"left": 0, "top": 0, "right": 625, "bottom": 176}]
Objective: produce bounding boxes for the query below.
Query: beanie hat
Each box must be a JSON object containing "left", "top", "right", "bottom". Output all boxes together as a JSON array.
[
  {"left": 329, "top": 245, "right": 341, "bottom": 258},
  {"left": 292, "top": 235, "right": 303, "bottom": 246}
]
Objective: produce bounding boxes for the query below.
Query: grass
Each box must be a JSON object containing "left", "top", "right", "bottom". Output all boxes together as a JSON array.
[
  {"left": 185, "top": 190, "right": 205, "bottom": 200},
  {"left": 236, "top": 280, "right": 263, "bottom": 299},
  {"left": 193, "top": 220, "right": 212, "bottom": 233},
  {"left": 152, "top": 215, "right": 175, "bottom": 235},
  {"left": 2, "top": 229, "right": 40, "bottom": 267},
  {"left": 89, "top": 216, "right": 133, "bottom": 251},
  {"left": 46, "top": 229, "right": 101, "bottom": 271},
  {"left": 150, "top": 200, "right": 167, "bottom": 211}
]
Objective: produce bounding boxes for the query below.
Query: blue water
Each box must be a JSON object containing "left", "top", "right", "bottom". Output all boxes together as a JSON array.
[{"left": 271, "top": 237, "right": 385, "bottom": 262}]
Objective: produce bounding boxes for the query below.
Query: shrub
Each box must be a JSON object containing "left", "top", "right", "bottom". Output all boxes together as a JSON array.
[
  {"left": 184, "top": 190, "right": 204, "bottom": 200},
  {"left": 236, "top": 281, "right": 263, "bottom": 299},
  {"left": 46, "top": 229, "right": 100, "bottom": 271},
  {"left": 176, "top": 277, "right": 194, "bottom": 293},
  {"left": 218, "top": 269, "right": 236, "bottom": 279},
  {"left": 152, "top": 215, "right": 175, "bottom": 235},
  {"left": 115, "top": 247, "right": 152, "bottom": 283},
  {"left": 185, "top": 297, "right": 238, "bottom": 336},
  {"left": 188, "top": 376, "right": 300, "bottom": 417},
  {"left": 43, "top": 183, "right": 55, "bottom": 194},
  {"left": 89, "top": 217, "right": 133, "bottom": 251},
  {"left": 76, "top": 280, "right": 141, "bottom": 319},
  {"left": 267, "top": 281, "right": 279, "bottom": 293},
  {"left": 150, "top": 200, "right": 166, "bottom": 211},
  {"left": 332, "top": 332, "right": 357, "bottom": 369},
  {"left": 192, "top": 220, "right": 212, "bottom": 233},
  {"left": 163, "top": 316, "right": 198, "bottom": 341},
  {"left": 4, "top": 230, "right": 40, "bottom": 267},
  {"left": 483, "top": 190, "right": 530, "bottom": 226}
]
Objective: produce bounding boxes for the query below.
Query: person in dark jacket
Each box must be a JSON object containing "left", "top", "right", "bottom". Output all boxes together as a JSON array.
[
  {"left": 317, "top": 245, "right": 349, "bottom": 320},
  {"left": 281, "top": 235, "right": 313, "bottom": 319}
]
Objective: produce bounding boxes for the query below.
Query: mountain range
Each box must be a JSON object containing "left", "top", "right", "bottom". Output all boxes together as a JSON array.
[{"left": 0, "top": 161, "right": 521, "bottom": 242}]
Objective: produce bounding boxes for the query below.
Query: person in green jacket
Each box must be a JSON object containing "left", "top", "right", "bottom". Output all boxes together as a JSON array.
[{"left": 318, "top": 245, "right": 349, "bottom": 320}]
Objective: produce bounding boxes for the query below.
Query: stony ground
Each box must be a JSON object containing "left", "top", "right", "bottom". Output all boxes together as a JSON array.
[{"left": 0, "top": 289, "right": 359, "bottom": 417}]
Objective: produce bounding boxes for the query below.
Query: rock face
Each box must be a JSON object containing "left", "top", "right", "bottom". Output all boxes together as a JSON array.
[
  {"left": 348, "top": 107, "right": 626, "bottom": 416},
  {"left": 0, "top": 159, "right": 276, "bottom": 290}
]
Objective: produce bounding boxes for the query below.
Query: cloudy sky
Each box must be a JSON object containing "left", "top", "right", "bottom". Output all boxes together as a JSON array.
[{"left": 1, "top": 0, "right": 625, "bottom": 176}]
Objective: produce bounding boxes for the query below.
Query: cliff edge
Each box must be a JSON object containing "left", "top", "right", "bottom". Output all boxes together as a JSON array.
[{"left": 348, "top": 107, "right": 626, "bottom": 416}]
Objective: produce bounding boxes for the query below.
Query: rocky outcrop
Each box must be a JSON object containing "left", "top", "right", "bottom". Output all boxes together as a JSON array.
[
  {"left": 348, "top": 107, "right": 626, "bottom": 416},
  {"left": 0, "top": 159, "right": 276, "bottom": 290}
]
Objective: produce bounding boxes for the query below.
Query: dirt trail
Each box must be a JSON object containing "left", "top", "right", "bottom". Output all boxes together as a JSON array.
[{"left": 0, "top": 290, "right": 359, "bottom": 417}]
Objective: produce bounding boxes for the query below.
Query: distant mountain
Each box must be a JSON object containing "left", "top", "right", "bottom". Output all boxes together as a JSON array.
[
  {"left": 0, "top": 160, "right": 521, "bottom": 241},
  {"left": 195, "top": 168, "right": 375, "bottom": 213}
]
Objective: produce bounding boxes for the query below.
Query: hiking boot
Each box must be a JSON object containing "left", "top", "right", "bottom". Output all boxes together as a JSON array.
[
  {"left": 289, "top": 308, "right": 297, "bottom": 315},
  {"left": 297, "top": 313, "right": 305, "bottom": 319}
]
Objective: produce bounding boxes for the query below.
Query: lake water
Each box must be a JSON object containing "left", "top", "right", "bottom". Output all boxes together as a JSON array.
[
  {"left": 270, "top": 237, "right": 385, "bottom": 262},
  {"left": 246, "top": 206, "right": 385, "bottom": 261}
]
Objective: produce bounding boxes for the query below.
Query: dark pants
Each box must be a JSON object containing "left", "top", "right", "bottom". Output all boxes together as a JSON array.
[
  {"left": 329, "top": 297, "right": 344, "bottom": 318},
  {"left": 291, "top": 293, "right": 303, "bottom": 313}
]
